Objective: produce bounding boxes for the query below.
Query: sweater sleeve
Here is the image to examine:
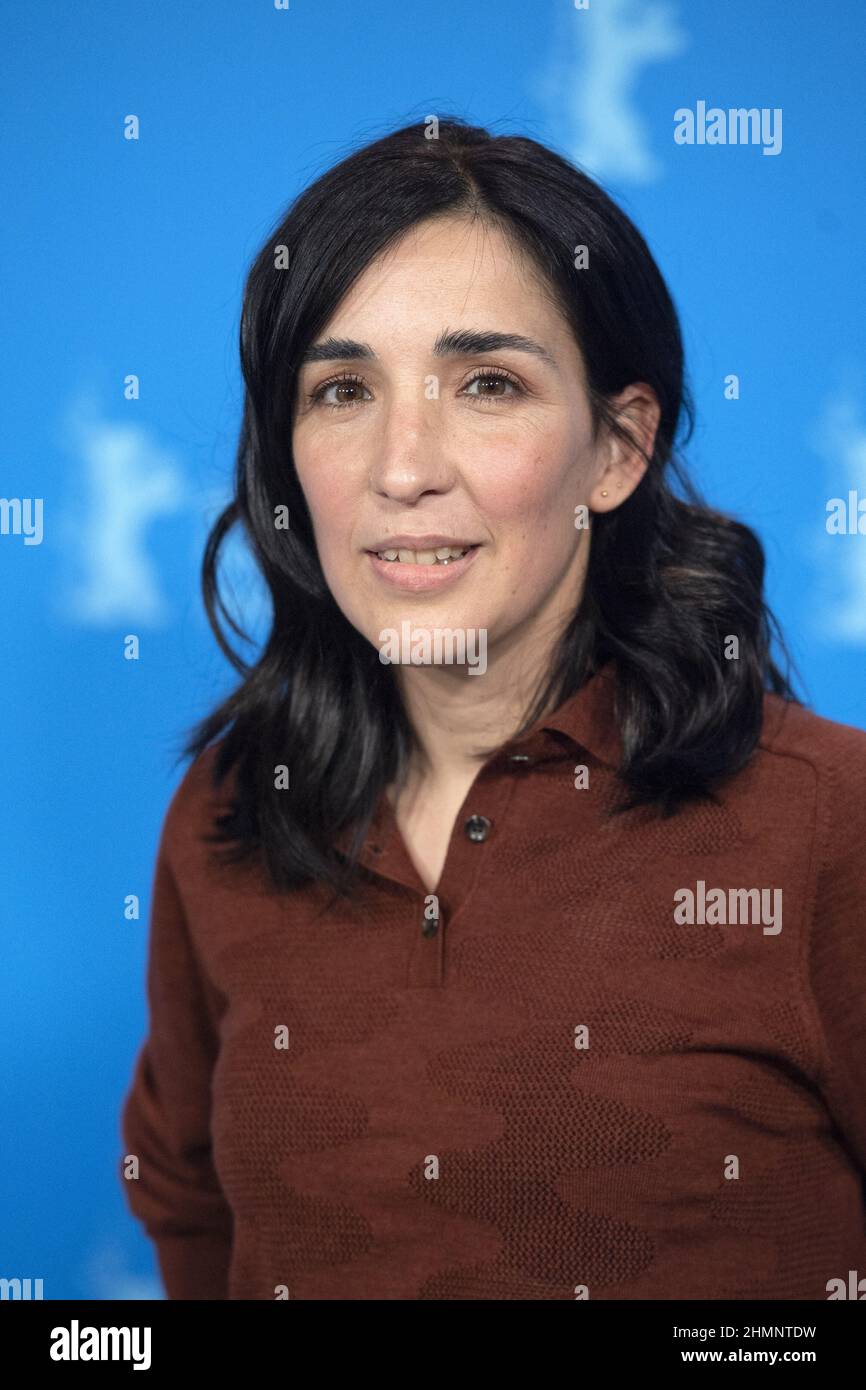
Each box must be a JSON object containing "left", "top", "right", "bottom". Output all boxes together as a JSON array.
[
  {"left": 806, "top": 728, "right": 866, "bottom": 1177},
  {"left": 120, "top": 808, "right": 233, "bottom": 1299}
]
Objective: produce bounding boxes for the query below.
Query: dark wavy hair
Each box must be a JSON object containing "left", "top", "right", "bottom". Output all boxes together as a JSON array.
[{"left": 178, "top": 114, "right": 801, "bottom": 902}]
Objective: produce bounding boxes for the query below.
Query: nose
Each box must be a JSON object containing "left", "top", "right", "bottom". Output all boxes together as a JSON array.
[{"left": 368, "top": 387, "right": 454, "bottom": 503}]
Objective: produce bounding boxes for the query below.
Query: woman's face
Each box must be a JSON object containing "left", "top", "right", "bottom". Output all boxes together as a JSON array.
[{"left": 291, "top": 213, "right": 652, "bottom": 674}]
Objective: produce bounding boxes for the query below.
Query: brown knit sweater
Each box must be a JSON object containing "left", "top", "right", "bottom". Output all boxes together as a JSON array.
[{"left": 120, "top": 663, "right": 866, "bottom": 1299}]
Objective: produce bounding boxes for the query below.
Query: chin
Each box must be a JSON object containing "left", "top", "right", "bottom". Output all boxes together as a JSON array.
[{"left": 363, "top": 603, "right": 493, "bottom": 672}]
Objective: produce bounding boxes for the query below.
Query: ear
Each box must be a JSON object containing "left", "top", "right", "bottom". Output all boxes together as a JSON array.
[{"left": 589, "top": 383, "right": 661, "bottom": 513}]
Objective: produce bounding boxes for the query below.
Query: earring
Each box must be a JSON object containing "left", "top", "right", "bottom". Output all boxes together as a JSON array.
[{"left": 600, "top": 490, "right": 608, "bottom": 497}]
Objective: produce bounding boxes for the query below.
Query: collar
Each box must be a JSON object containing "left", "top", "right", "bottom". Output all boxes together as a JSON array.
[
  {"left": 331, "top": 659, "right": 621, "bottom": 869},
  {"left": 520, "top": 656, "right": 621, "bottom": 769},
  {"left": 333, "top": 658, "right": 621, "bottom": 870}
]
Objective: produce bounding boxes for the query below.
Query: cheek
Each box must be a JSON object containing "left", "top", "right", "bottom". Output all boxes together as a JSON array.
[
  {"left": 475, "top": 445, "right": 584, "bottom": 592},
  {"left": 294, "top": 447, "right": 358, "bottom": 553},
  {"left": 472, "top": 439, "right": 581, "bottom": 531}
]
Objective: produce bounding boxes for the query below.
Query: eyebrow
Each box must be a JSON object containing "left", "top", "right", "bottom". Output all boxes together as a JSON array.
[{"left": 300, "top": 328, "right": 558, "bottom": 370}]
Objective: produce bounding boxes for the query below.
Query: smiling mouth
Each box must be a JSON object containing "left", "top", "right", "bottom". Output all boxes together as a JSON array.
[{"left": 369, "top": 545, "right": 477, "bottom": 566}]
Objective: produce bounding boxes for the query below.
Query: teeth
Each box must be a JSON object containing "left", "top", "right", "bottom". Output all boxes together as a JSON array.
[{"left": 377, "top": 546, "right": 470, "bottom": 565}]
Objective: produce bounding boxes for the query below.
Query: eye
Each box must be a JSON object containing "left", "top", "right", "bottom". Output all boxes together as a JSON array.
[
  {"left": 461, "top": 367, "right": 524, "bottom": 403},
  {"left": 306, "top": 365, "right": 525, "bottom": 410},
  {"left": 308, "top": 372, "right": 372, "bottom": 409}
]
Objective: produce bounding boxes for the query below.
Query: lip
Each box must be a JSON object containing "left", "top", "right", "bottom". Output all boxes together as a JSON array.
[
  {"left": 367, "top": 543, "right": 481, "bottom": 592},
  {"left": 366, "top": 534, "right": 480, "bottom": 552}
]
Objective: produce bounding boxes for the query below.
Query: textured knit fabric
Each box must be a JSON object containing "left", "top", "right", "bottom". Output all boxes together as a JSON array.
[{"left": 120, "top": 661, "right": 866, "bottom": 1299}]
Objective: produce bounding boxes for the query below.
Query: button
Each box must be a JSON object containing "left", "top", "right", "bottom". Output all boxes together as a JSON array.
[{"left": 464, "top": 814, "right": 492, "bottom": 842}]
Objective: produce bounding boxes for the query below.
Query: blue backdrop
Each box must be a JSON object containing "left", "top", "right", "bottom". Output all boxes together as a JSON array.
[{"left": 2, "top": 0, "right": 864, "bottom": 1298}]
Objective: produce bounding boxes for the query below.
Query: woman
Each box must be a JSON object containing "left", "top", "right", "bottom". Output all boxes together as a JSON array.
[{"left": 120, "top": 116, "right": 866, "bottom": 1301}]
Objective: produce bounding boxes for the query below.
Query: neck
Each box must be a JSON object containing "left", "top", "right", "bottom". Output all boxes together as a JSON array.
[{"left": 390, "top": 615, "right": 571, "bottom": 799}]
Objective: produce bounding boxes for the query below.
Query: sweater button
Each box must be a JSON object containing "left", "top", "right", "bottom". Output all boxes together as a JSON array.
[{"left": 464, "top": 814, "right": 492, "bottom": 842}]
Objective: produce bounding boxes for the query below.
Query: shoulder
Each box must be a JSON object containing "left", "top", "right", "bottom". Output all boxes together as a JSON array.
[
  {"left": 757, "top": 692, "right": 866, "bottom": 853},
  {"left": 760, "top": 688, "right": 866, "bottom": 756},
  {"left": 759, "top": 690, "right": 866, "bottom": 774},
  {"left": 158, "top": 736, "right": 238, "bottom": 871}
]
